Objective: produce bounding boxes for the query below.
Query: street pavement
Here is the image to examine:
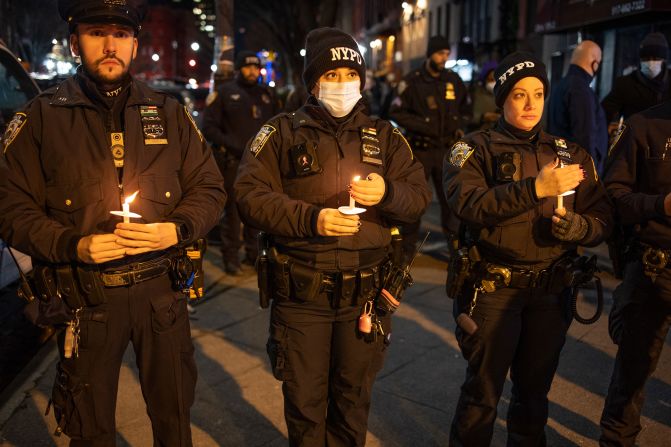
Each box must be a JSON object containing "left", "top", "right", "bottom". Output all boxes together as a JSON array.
[{"left": 0, "top": 201, "right": 670, "bottom": 446}]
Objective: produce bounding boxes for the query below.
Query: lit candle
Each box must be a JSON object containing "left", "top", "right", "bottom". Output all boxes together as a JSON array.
[
  {"left": 350, "top": 175, "right": 360, "bottom": 208},
  {"left": 123, "top": 191, "right": 139, "bottom": 223},
  {"left": 110, "top": 191, "right": 142, "bottom": 222}
]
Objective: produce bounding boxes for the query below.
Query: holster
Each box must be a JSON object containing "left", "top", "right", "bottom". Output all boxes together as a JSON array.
[
  {"left": 75, "top": 266, "right": 106, "bottom": 306},
  {"left": 33, "top": 265, "right": 58, "bottom": 302},
  {"left": 55, "top": 265, "right": 87, "bottom": 309},
  {"left": 445, "top": 246, "right": 474, "bottom": 299}
]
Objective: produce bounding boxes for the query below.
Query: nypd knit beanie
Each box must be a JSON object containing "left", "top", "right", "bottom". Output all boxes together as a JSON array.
[
  {"left": 302, "top": 27, "right": 366, "bottom": 91},
  {"left": 493, "top": 51, "right": 549, "bottom": 107},
  {"left": 426, "top": 35, "right": 451, "bottom": 58}
]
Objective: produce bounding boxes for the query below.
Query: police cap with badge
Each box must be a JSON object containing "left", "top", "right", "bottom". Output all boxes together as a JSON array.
[{"left": 58, "top": 0, "right": 148, "bottom": 33}]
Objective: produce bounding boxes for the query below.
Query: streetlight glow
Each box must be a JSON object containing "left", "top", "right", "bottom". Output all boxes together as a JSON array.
[
  {"left": 191, "top": 42, "right": 200, "bottom": 51},
  {"left": 152, "top": 53, "right": 160, "bottom": 62}
]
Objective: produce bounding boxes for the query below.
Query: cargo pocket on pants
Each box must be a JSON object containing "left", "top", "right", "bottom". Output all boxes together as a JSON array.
[
  {"left": 150, "top": 294, "right": 188, "bottom": 334},
  {"left": 50, "top": 362, "right": 100, "bottom": 439},
  {"left": 266, "top": 321, "right": 293, "bottom": 381}
]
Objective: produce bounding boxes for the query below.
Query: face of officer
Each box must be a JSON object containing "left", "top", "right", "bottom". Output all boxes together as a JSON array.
[
  {"left": 70, "top": 23, "right": 138, "bottom": 89},
  {"left": 311, "top": 67, "right": 362, "bottom": 117},
  {"left": 502, "top": 77, "right": 544, "bottom": 131},
  {"left": 310, "top": 67, "right": 360, "bottom": 96},
  {"left": 240, "top": 64, "right": 261, "bottom": 85},
  {"left": 428, "top": 49, "right": 450, "bottom": 73}
]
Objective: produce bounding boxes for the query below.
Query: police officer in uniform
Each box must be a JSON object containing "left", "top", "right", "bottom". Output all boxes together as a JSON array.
[
  {"left": 600, "top": 100, "right": 671, "bottom": 446},
  {"left": 390, "top": 35, "right": 470, "bottom": 258},
  {"left": 0, "top": 1, "right": 226, "bottom": 445},
  {"left": 234, "top": 28, "right": 430, "bottom": 446},
  {"left": 202, "top": 50, "right": 279, "bottom": 274},
  {"left": 444, "top": 52, "right": 611, "bottom": 446}
]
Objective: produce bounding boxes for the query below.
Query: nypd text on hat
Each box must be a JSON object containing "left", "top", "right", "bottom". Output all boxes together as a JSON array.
[
  {"left": 330, "top": 47, "right": 362, "bottom": 65},
  {"left": 498, "top": 61, "right": 536, "bottom": 84}
]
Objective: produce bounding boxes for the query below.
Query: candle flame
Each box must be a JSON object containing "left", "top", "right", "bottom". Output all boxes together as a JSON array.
[
  {"left": 353, "top": 175, "right": 361, "bottom": 182},
  {"left": 125, "top": 190, "right": 139, "bottom": 204}
]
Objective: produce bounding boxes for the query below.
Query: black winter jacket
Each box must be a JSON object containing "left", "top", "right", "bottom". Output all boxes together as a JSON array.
[
  {"left": 601, "top": 67, "right": 671, "bottom": 122},
  {"left": 0, "top": 74, "right": 226, "bottom": 263},
  {"left": 389, "top": 63, "right": 471, "bottom": 149},
  {"left": 603, "top": 101, "right": 671, "bottom": 249},
  {"left": 201, "top": 77, "right": 279, "bottom": 158},
  {"left": 444, "top": 121, "right": 612, "bottom": 265},
  {"left": 234, "top": 98, "right": 431, "bottom": 271}
]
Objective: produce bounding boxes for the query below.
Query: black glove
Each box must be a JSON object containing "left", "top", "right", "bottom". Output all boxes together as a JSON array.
[{"left": 552, "top": 210, "right": 588, "bottom": 242}]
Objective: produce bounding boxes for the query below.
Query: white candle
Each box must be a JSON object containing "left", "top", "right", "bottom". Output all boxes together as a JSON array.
[
  {"left": 350, "top": 176, "right": 360, "bottom": 208},
  {"left": 122, "top": 202, "right": 130, "bottom": 223},
  {"left": 557, "top": 194, "right": 563, "bottom": 210}
]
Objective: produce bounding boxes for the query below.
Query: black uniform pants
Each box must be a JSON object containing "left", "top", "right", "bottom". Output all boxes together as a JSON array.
[
  {"left": 402, "top": 148, "right": 450, "bottom": 258},
  {"left": 450, "top": 285, "right": 572, "bottom": 447},
  {"left": 267, "top": 292, "right": 390, "bottom": 447},
  {"left": 54, "top": 275, "right": 196, "bottom": 447},
  {"left": 219, "top": 157, "right": 259, "bottom": 265},
  {"left": 600, "top": 262, "right": 671, "bottom": 446}
]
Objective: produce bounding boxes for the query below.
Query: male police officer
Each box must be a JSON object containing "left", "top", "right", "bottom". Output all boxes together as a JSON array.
[
  {"left": 0, "top": 1, "right": 226, "bottom": 445},
  {"left": 202, "top": 50, "right": 279, "bottom": 275},
  {"left": 390, "top": 35, "right": 470, "bottom": 259},
  {"left": 600, "top": 100, "right": 671, "bottom": 446}
]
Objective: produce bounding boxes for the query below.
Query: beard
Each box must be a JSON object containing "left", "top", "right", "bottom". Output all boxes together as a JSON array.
[
  {"left": 240, "top": 73, "right": 259, "bottom": 85},
  {"left": 429, "top": 59, "right": 445, "bottom": 72},
  {"left": 82, "top": 54, "right": 129, "bottom": 87}
]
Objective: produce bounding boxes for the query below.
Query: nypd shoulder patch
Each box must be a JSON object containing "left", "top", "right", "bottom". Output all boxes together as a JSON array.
[
  {"left": 2, "top": 112, "right": 27, "bottom": 154},
  {"left": 449, "top": 141, "right": 475, "bottom": 168},
  {"left": 250, "top": 124, "right": 276, "bottom": 157}
]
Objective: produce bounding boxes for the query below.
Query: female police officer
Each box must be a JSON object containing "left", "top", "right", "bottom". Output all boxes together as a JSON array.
[
  {"left": 444, "top": 52, "right": 612, "bottom": 446},
  {"left": 234, "top": 28, "right": 430, "bottom": 446}
]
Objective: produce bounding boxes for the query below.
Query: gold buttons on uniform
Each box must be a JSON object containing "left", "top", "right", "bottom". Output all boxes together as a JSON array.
[
  {"left": 65, "top": 199, "right": 72, "bottom": 206},
  {"left": 165, "top": 191, "right": 171, "bottom": 198}
]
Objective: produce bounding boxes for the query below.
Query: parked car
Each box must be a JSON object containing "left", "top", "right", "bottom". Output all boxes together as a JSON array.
[{"left": 0, "top": 40, "right": 39, "bottom": 289}]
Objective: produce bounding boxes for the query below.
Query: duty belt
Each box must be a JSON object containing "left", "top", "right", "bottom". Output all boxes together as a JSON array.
[
  {"left": 99, "top": 256, "right": 173, "bottom": 287},
  {"left": 478, "top": 262, "right": 551, "bottom": 292}
]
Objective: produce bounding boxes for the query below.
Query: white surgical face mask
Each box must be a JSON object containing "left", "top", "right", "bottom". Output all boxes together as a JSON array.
[
  {"left": 641, "top": 60, "right": 664, "bottom": 79},
  {"left": 485, "top": 81, "right": 496, "bottom": 93},
  {"left": 318, "top": 80, "right": 362, "bottom": 117}
]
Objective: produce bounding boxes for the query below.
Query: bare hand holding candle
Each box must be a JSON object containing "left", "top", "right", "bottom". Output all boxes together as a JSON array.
[
  {"left": 338, "top": 175, "right": 367, "bottom": 215},
  {"left": 110, "top": 190, "right": 142, "bottom": 222}
]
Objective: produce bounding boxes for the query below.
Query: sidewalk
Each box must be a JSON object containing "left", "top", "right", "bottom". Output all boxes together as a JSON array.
[{"left": 0, "top": 242, "right": 670, "bottom": 446}]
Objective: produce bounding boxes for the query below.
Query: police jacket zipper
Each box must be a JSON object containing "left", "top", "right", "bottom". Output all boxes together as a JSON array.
[{"left": 334, "top": 130, "right": 344, "bottom": 270}]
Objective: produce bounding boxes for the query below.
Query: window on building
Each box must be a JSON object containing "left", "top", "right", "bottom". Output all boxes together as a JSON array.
[{"left": 429, "top": 11, "right": 433, "bottom": 36}]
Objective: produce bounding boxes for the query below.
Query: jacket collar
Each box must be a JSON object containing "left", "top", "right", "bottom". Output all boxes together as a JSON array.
[
  {"left": 419, "top": 61, "right": 450, "bottom": 82},
  {"left": 50, "top": 73, "right": 166, "bottom": 108},
  {"left": 568, "top": 64, "right": 594, "bottom": 83},
  {"left": 488, "top": 122, "right": 555, "bottom": 147}
]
